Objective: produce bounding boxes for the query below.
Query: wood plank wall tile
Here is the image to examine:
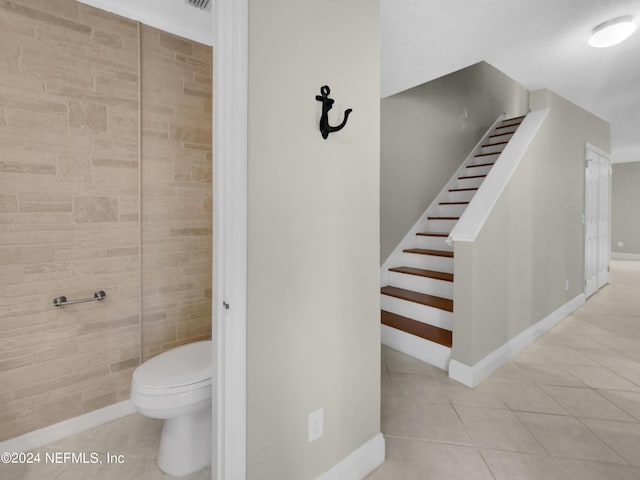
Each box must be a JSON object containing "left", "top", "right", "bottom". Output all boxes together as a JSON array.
[
  {"left": 0, "top": 0, "right": 212, "bottom": 441},
  {"left": 140, "top": 25, "right": 212, "bottom": 360}
]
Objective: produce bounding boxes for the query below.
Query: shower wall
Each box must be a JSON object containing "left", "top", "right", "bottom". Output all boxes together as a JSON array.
[
  {"left": 141, "top": 26, "right": 212, "bottom": 360},
  {"left": 0, "top": 0, "right": 211, "bottom": 442}
]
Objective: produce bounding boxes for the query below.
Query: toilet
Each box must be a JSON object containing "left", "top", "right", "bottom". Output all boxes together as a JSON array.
[{"left": 130, "top": 340, "right": 212, "bottom": 477}]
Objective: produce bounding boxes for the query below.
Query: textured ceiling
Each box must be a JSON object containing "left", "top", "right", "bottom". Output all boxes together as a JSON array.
[{"left": 382, "top": 0, "right": 640, "bottom": 163}]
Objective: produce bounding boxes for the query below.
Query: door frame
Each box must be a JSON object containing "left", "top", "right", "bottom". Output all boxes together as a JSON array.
[
  {"left": 212, "top": 1, "right": 248, "bottom": 479},
  {"left": 584, "top": 142, "right": 611, "bottom": 298}
]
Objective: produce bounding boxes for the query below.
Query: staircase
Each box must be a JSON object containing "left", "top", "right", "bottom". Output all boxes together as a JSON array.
[{"left": 380, "top": 115, "right": 526, "bottom": 369}]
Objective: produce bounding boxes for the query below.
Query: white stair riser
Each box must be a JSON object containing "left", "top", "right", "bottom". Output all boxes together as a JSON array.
[
  {"left": 403, "top": 252, "right": 453, "bottom": 273},
  {"left": 438, "top": 203, "right": 467, "bottom": 217},
  {"left": 469, "top": 154, "right": 500, "bottom": 166},
  {"left": 416, "top": 235, "right": 452, "bottom": 251},
  {"left": 381, "top": 295, "right": 453, "bottom": 330},
  {"left": 457, "top": 176, "right": 485, "bottom": 189},
  {"left": 447, "top": 190, "right": 476, "bottom": 203},
  {"left": 388, "top": 271, "right": 453, "bottom": 299},
  {"left": 493, "top": 126, "right": 518, "bottom": 136},
  {"left": 487, "top": 132, "right": 514, "bottom": 143},
  {"left": 381, "top": 325, "right": 451, "bottom": 370},
  {"left": 464, "top": 164, "right": 492, "bottom": 176},
  {"left": 426, "top": 218, "right": 457, "bottom": 232},
  {"left": 479, "top": 144, "right": 504, "bottom": 155}
]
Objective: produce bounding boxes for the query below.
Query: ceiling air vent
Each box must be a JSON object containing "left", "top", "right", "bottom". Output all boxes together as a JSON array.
[{"left": 186, "top": 0, "right": 212, "bottom": 12}]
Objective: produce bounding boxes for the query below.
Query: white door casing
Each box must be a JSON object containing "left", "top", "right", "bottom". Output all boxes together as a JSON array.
[
  {"left": 597, "top": 153, "right": 610, "bottom": 288},
  {"left": 213, "top": 1, "right": 248, "bottom": 479}
]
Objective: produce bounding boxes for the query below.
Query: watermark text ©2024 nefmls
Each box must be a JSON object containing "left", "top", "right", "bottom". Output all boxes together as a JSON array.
[{"left": 1, "top": 451, "right": 125, "bottom": 465}]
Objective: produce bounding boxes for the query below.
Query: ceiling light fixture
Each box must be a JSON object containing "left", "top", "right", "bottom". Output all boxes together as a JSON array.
[{"left": 589, "top": 16, "right": 637, "bottom": 48}]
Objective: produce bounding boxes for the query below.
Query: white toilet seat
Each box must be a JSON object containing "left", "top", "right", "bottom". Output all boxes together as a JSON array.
[
  {"left": 131, "top": 380, "right": 211, "bottom": 411},
  {"left": 133, "top": 340, "right": 212, "bottom": 389},
  {"left": 132, "top": 377, "right": 212, "bottom": 396},
  {"left": 131, "top": 340, "right": 213, "bottom": 413}
]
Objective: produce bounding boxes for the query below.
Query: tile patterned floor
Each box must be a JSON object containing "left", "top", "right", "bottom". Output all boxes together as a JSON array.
[
  {"left": 368, "top": 260, "right": 640, "bottom": 480},
  {"left": 3, "top": 262, "right": 638, "bottom": 479}
]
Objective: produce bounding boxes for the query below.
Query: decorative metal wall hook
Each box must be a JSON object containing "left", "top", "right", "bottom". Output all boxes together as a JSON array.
[{"left": 315, "top": 85, "right": 352, "bottom": 139}]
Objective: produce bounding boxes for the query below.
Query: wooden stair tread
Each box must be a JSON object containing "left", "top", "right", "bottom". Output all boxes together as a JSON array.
[
  {"left": 504, "top": 115, "right": 526, "bottom": 122},
  {"left": 381, "top": 286, "right": 453, "bottom": 312},
  {"left": 481, "top": 141, "right": 508, "bottom": 147},
  {"left": 489, "top": 132, "right": 513, "bottom": 138},
  {"left": 467, "top": 162, "right": 494, "bottom": 168},
  {"left": 458, "top": 174, "right": 487, "bottom": 179},
  {"left": 439, "top": 201, "right": 469, "bottom": 205},
  {"left": 381, "top": 310, "right": 452, "bottom": 347},
  {"left": 428, "top": 216, "right": 459, "bottom": 220},
  {"left": 403, "top": 248, "right": 453, "bottom": 258},
  {"left": 388, "top": 266, "right": 454, "bottom": 282},
  {"left": 416, "top": 232, "right": 448, "bottom": 237},
  {"left": 475, "top": 152, "right": 501, "bottom": 157},
  {"left": 496, "top": 122, "right": 522, "bottom": 130},
  {"left": 449, "top": 187, "right": 478, "bottom": 192}
]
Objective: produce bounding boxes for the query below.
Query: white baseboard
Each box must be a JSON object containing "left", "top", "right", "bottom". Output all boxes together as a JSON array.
[
  {"left": 318, "top": 433, "right": 385, "bottom": 480},
  {"left": 449, "top": 293, "right": 585, "bottom": 387},
  {"left": 611, "top": 252, "right": 640, "bottom": 261},
  {"left": 0, "top": 400, "right": 135, "bottom": 454},
  {"left": 381, "top": 325, "right": 451, "bottom": 370}
]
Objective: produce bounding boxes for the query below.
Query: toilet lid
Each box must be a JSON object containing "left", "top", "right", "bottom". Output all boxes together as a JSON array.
[{"left": 133, "top": 340, "right": 212, "bottom": 389}]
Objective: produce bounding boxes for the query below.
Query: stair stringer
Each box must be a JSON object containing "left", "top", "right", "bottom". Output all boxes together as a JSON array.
[
  {"left": 380, "top": 114, "right": 506, "bottom": 287},
  {"left": 447, "top": 109, "right": 550, "bottom": 243}
]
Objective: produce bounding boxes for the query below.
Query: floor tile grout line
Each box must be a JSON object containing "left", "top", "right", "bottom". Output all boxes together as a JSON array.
[
  {"left": 384, "top": 431, "right": 640, "bottom": 471},
  {"left": 593, "top": 388, "right": 640, "bottom": 422},
  {"left": 539, "top": 384, "right": 639, "bottom": 422},
  {"left": 475, "top": 448, "right": 499, "bottom": 480},
  {"left": 508, "top": 407, "right": 552, "bottom": 457},
  {"left": 574, "top": 416, "right": 636, "bottom": 467},
  {"left": 547, "top": 451, "right": 630, "bottom": 467},
  {"left": 591, "top": 389, "right": 640, "bottom": 422},
  {"left": 480, "top": 447, "right": 580, "bottom": 480}
]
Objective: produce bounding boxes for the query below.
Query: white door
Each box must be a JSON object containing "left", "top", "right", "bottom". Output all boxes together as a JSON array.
[
  {"left": 584, "top": 144, "right": 611, "bottom": 298},
  {"left": 584, "top": 148, "right": 599, "bottom": 298}
]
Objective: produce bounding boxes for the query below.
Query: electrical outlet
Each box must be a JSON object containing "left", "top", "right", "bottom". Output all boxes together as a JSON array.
[
  {"left": 617, "top": 241, "right": 624, "bottom": 248},
  {"left": 308, "top": 408, "right": 324, "bottom": 443}
]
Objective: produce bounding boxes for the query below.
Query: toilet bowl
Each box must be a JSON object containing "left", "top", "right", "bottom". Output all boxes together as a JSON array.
[{"left": 130, "top": 340, "right": 212, "bottom": 477}]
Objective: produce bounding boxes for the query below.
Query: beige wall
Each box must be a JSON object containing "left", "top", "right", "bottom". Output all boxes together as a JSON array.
[
  {"left": 0, "top": 0, "right": 211, "bottom": 442},
  {"left": 452, "top": 89, "right": 610, "bottom": 366},
  {"left": 380, "top": 62, "right": 529, "bottom": 262},
  {"left": 612, "top": 162, "right": 640, "bottom": 254},
  {"left": 247, "top": 0, "right": 380, "bottom": 478}
]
